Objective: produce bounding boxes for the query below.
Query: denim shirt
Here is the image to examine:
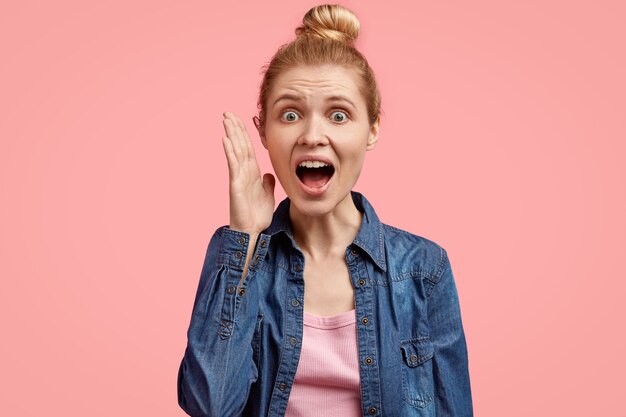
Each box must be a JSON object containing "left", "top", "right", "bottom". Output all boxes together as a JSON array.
[{"left": 177, "top": 191, "right": 473, "bottom": 417}]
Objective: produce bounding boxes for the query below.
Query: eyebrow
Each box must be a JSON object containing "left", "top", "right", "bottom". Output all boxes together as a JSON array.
[{"left": 272, "top": 94, "right": 358, "bottom": 110}]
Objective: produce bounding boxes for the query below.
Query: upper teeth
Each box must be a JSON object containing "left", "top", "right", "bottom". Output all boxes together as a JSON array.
[{"left": 298, "top": 160, "right": 330, "bottom": 168}]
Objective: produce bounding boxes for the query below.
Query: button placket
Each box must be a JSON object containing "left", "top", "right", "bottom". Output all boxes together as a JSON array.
[
  {"left": 349, "top": 256, "right": 381, "bottom": 417},
  {"left": 269, "top": 280, "right": 304, "bottom": 415},
  {"left": 250, "top": 234, "right": 270, "bottom": 270}
]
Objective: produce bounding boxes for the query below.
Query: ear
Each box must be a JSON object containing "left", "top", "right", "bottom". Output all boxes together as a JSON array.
[
  {"left": 253, "top": 116, "right": 268, "bottom": 149},
  {"left": 366, "top": 115, "right": 380, "bottom": 151}
]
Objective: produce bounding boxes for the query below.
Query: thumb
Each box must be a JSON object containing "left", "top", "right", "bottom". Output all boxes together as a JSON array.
[{"left": 262, "top": 173, "right": 275, "bottom": 195}]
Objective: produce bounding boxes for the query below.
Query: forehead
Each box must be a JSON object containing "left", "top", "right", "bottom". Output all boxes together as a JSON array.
[{"left": 269, "top": 65, "right": 364, "bottom": 108}]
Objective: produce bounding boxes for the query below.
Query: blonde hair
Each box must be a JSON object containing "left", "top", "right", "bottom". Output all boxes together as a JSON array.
[{"left": 255, "top": 4, "right": 381, "bottom": 134}]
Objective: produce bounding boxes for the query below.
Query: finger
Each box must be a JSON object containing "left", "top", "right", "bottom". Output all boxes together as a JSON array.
[
  {"left": 232, "top": 116, "right": 250, "bottom": 160},
  {"left": 226, "top": 114, "right": 249, "bottom": 161},
  {"left": 246, "top": 134, "right": 257, "bottom": 161},
  {"left": 221, "top": 136, "right": 238, "bottom": 176},
  {"left": 231, "top": 112, "right": 243, "bottom": 130},
  {"left": 223, "top": 118, "right": 243, "bottom": 161},
  {"left": 234, "top": 115, "right": 257, "bottom": 160},
  {"left": 231, "top": 114, "right": 250, "bottom": 160}
]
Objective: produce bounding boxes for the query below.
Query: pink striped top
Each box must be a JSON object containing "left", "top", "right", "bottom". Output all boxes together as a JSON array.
[{"left": 284, "top": 308, "right": 362, "bottom": 417}]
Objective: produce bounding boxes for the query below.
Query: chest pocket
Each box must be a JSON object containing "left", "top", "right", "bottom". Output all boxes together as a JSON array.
[{"left": 400, "top": 337, "right": 435, "bottom": 409}]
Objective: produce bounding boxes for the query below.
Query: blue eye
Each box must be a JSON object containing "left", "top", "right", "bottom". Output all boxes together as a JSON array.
[
  {"left": 330, "top": 111, "right": 348, "bottom": 123},
  {"left": 281, "top": 111, "right": 299, "bottom": 122}
]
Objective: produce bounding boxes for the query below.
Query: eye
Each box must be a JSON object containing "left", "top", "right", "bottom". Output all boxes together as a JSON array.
[
  {"left": 330, "top": 110, "right": 348, "bottom": 123},
  {"left": 280, "top": 111, "right": 299, "bottom": 122}
]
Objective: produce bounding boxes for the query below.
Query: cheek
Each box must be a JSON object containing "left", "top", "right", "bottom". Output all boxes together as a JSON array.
[
  {"left": 337, "top": 133, "right": 369, "bottom": 159},
  {"left": 335, "top": 144, "right": 368, "bottom": 174},
  {"left": 267, "top": 144, "right": 292, "bottom": 174}
]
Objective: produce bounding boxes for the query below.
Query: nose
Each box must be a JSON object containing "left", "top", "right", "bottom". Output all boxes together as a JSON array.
[{"left": 297, "top": 114, "right": 329, "bottom": 147}]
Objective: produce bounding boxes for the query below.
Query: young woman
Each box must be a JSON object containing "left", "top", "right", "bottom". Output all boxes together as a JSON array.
[{"left": 177, "top": 4, "right": 473, "bottom": 417}]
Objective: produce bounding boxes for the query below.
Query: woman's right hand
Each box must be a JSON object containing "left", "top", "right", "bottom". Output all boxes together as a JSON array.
[{"left": 221, "top": 111, "right": 275, "bottom": 235}]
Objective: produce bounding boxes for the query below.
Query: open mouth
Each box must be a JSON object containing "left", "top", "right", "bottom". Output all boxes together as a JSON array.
[{"left": 296, "top": 161, "right": 335, "bottom": 189}]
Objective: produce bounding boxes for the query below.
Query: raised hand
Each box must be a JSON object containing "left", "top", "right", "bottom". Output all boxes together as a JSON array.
[{"left": 221, "top": 111, "right": 275, "bottom": 235}]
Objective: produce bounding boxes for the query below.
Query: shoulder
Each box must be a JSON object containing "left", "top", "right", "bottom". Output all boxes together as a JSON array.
[{"left": 381, "top": 222, "right": 449, "bottom": 283}]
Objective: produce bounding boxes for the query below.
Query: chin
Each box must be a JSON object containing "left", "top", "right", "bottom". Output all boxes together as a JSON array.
[
  {"left": 293, "top": 201, "right": 334, "bottom": 218},
  {"left": 288, "top": 186, "right": 354, "bottom": 217}
]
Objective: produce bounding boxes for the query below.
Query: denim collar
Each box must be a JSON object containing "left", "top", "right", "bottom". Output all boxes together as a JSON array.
[{"left": 264, "top": 190, "right": 387, "bottom": 271}]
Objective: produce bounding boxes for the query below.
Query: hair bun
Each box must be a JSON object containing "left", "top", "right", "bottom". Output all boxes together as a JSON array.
[{"left": 295, "top": 4, "right": 360, "bottom": 45}]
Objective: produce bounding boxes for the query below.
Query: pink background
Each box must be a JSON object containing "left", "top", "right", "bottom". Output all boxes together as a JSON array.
[{"left": 1, "top": 0, "right": 625, "bottom": 415}]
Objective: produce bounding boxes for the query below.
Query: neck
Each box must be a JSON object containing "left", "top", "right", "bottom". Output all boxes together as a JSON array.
[{"left": 289, "top": 193, "right": 362, "bottom": 260}]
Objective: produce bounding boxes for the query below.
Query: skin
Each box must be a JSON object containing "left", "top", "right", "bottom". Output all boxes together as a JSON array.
[{"left": 222, "top": 64, "right": 380, "bottom": 313}]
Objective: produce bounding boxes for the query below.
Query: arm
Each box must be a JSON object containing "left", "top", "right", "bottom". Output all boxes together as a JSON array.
[
  {"left": 177, "top": 226, "right": 261, "bottom": 417},
  {"left": 426, "top": 248, "right": 474, "bottom": 416},
  {"left": 177, "top": 111, "right": 274, "bottom": 416}
]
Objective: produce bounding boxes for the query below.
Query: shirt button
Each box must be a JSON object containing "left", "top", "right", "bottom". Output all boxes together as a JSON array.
[
  {"left": 255, "top": 254, "right": 261, "bottom": 261},
  {"left": 364, "top": 356, "right": 374, "bottom": 365},
  {"left": 237, "top": 236, "right": 246, "bottom": 245},
  {"left": 361, "top": 317, "right": 369, "bottom": 325},
  {"left": 358, "top": 279, "right": 366, "bottom": 286},
  {"left": 238, "top": 288, "right": 246, "bottom": 296},
  {"left": 290, "top": 337, "right": 298, "bottom": 346},
  {"left": 234, "top": 251, "right": 243, "bottom": 259},
  {"left": 351, "top": 248, "right": 358, "bottom": 255},
  {"left": 227, "top": 284, "right": 236, "bottom": 294},
  {"left": 260, "top": 240, "right": 267, "bottom": 248},
  {"left": 279, "top": 383, "right": 287, "bottom": 391},
  {"left": 291, "top": 299, "right": 300, "bottom": 307},
  {"left": 294, "top": 264, "right": 301, "bottom": 272},
  {"left": 410, "top": 354, "right": 418, "bottom": 363},
  {"left": 368, "top": 407, "right": 377, "bottom": 415}
]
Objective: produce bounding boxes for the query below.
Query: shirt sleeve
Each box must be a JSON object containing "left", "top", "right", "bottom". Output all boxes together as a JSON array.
[
  {"left": 177, "top": 226, "right": 263, "bottom": 417},
  {"left": 426, "top": 247, "right": 474, "bottom": 416}
]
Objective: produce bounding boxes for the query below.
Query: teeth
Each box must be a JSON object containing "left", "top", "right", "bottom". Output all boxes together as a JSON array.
[{"left": 298, "top": 160, "right": 330, "bottom": 168}]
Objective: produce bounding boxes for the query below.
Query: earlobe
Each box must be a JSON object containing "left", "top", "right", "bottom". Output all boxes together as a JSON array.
[
  {"left": 366, "top": 116, "right": 381, "bottom": 151},
  {"left": 366, "top": 136, "right": 378, "bottom": 150}
]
